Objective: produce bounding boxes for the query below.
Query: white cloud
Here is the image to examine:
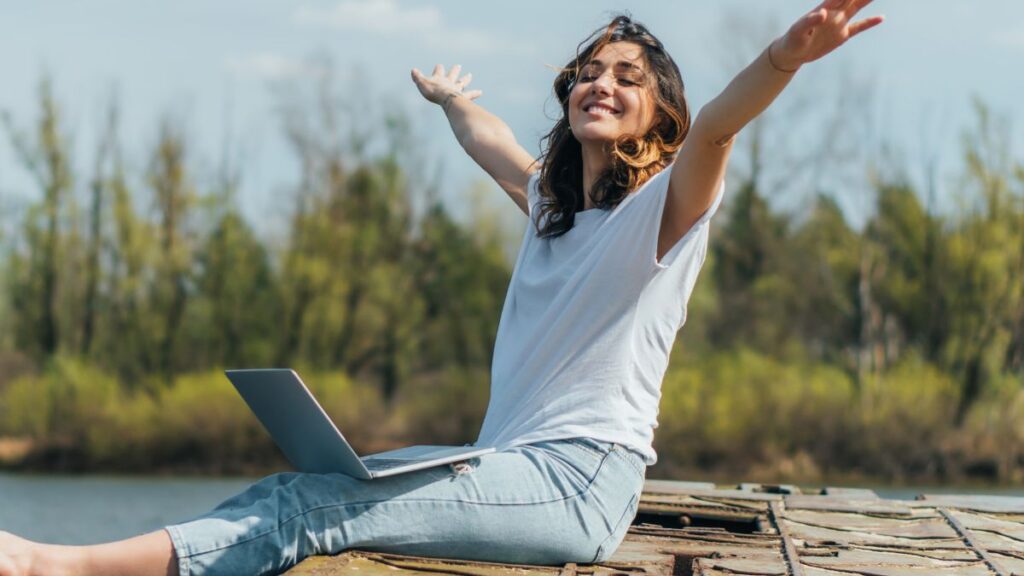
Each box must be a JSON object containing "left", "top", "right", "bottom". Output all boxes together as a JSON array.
[
  {"left": 223, "top": 52, "right": 329, "bottom": 80},
  {"left": 293, "top": 0, "right": 530, "bottom": 56}
]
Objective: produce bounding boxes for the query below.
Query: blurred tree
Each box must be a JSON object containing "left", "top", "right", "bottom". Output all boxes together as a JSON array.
[
  {"left": 193, "top": 208, "right": 278, "bottom": 368},
  {"left": 788, "top": 194, "right": 861, "bottom": 367},
  {"left": 1, "top": 76, "right": 73, "bottom": 360},
  {"left": 100, "top": 117, "right": 157, "bottom": 384},
  {"left": 710, "top": 178, "right": 796, "bottom": 355},
  {"left": 80, "top": 95, "right": 119, "bottom": 356},
  {"left": 942, "top": 99, "right": 1024, "bottom": 424},
  {"left": 148, "top": 119, "right": 199, "bottom": 385}
]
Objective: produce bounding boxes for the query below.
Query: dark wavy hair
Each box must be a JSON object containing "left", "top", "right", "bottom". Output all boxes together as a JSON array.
[{"left": 534, "top": 14, "right": 690, "bottom": 238}]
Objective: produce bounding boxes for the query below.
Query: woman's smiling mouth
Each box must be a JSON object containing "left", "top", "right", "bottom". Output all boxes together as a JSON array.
[{"left": 583, "top": 102, "right": 620, "bottom": 116}]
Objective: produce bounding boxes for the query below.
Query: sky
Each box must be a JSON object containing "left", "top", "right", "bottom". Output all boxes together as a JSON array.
[{"left": 0, "top": 0, "right": 1021, "bottom": 248}]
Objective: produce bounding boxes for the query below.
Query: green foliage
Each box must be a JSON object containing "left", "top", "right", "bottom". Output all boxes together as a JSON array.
[
  {"left": 1, "top": 77, "right": 1023, "bottom": 481},
  {"left": 658, "top": 349, "right": 855, "bottom": 477},
  {"left": 0, "top": 356, "right": 120, "bottom": 441}
]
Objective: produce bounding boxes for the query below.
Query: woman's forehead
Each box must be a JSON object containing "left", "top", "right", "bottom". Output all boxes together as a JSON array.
[{"left": 587, "top": 42, "right": 646, "bottom": 70}]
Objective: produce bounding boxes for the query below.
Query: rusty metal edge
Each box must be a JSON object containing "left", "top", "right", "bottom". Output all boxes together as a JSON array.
[
  {"left": 769, "top": 500, "right": 805, "bottom": 576},
  {"left": 938, "top": 508, "right": 1011, "bottom": 576}
]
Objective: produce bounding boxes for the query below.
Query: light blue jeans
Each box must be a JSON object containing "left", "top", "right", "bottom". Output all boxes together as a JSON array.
[{"left": 164, "top": 438, "right": 646, "bottom": 576}]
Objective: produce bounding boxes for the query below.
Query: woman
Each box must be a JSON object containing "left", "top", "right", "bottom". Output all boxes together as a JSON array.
[{"left": 0, "top": 2, "right": 882, "bottom": 575}]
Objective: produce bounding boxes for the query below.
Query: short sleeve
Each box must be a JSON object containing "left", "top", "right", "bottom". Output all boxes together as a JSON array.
[
  {"left": 653, "top": 175, "right": 725, "bottom": 271},
  {"left": 600, "top": 162, "right": 724, "bottom": 275}
]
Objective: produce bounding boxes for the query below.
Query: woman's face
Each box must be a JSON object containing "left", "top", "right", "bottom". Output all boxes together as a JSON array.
[{"left": 568, "top": 41, "right": 657, "bottom": 145}]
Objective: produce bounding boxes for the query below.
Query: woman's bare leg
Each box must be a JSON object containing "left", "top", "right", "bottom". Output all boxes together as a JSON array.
[{"left": 0, "top": 529, "right": 176, "bottom": 576}]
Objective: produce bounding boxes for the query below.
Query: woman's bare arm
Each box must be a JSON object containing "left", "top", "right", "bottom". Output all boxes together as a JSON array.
[
  {"left": 411, "top": 65, "right": 537, "bottom": 216},
  {"left": 658, "top": 0, "right": 884, "bottom": 260}
]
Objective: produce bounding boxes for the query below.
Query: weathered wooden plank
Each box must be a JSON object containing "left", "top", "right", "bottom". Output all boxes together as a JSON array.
[
  {"left": 642, "top": 486, "right": 785, "bottom": 501},
  {"left": 969, "top": 529, "right": 1024, "bottom": 554},
  {"left": 799, "top": 546, "right": 992, "bottom": 571},
  {"left": 918, "top": 495, "right": 1024, "bottom": 514},
  {"left": 629, "top": 525, "right": 780, "bottom": 545},
  {"left": 784, "top": 494, "right": 914, "bottom": 516},
  {"left": 805, "top": 561, "right": 994, "bottom": 575},
  {"left": 802, "top": 568, "right": 873, "bottom": 576},
  {"left": 803, "top": 544, "right": 980, "bottom": 562},
  {"left": 783, "top": 510, "right": 959, "bottom": 539},
  {"left": 947, "top": 509, "right": 1024, "bottom": 542},
  {"left": 693, "top": 555, "right": 788, "bottom": 575},
  {"left": 594, "top": 537, "right": 676, "bottom": 572},
  {"left": 640, "top": 493, "right": 768, "bottom": 510},
  {"left": 643, "top": 479, "right": 716, "bottom": 493},
  {"left": 990, "top": 551, "right": 1024, "bottom": 574},
  {"left": 638, "top": 500, "right": 763, "bottom": 524},
  {"left": 782, "top": 519, "right": 966, "bottom": 549},
  {"left": 288, "top": 551, "right": 563, "bottom": 575}
]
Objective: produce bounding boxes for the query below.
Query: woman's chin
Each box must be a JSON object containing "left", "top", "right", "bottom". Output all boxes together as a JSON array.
[{"left": 572, "top": 129, "right": 620, "bottom": 146}]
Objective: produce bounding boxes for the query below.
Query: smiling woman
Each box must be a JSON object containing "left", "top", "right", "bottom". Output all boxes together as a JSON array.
[
  {"left": 544, "top": 18, "right": 690, "bottom": 230},
  {"left": 0, "top": 2, "right": 885, "bottom": 575}
]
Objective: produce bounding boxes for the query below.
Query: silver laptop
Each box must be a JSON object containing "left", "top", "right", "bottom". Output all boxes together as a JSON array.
[{"left": 225, "top": 369, "right": 494, "bottom": 479}]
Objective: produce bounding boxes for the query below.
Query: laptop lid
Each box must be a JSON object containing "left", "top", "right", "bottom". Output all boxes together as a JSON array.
[{"left": 225, "top": 368, "right": 373, "bottom": 478}]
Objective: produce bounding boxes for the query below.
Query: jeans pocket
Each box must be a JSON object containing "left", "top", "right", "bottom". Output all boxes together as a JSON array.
[{"left": 566, "top": 438, "right": 615, "bottom": 460}]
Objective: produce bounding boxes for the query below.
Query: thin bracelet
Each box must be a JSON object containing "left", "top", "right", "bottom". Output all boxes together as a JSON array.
[
  {"left": 442, "top": 92, "right": 460, "bottom": 113},
  {"left": 767, "top": 41, "right": 799, "bottom": 74}
]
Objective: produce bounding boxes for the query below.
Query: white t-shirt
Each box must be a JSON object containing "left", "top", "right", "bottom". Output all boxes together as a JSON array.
[{"left": 474, "top": 161, "right": 725, "bottom": 465}]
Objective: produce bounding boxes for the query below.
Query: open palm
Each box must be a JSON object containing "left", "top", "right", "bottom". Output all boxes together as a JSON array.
[{"left": 777, "top": 0, "right": 884, "bottom": 67}]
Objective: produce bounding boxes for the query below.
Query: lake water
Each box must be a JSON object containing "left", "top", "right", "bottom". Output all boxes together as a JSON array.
[
  {"left": 1, "top": 472, "right": 1022, "bottom": 545},
  {"left": 0, "top": 472, "right": 259, "bottom": 544}
]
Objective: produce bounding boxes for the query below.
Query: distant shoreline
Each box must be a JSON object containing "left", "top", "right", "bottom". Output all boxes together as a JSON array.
[{"left": 2, "top": 435, "right": 1021, "bottom": 494}]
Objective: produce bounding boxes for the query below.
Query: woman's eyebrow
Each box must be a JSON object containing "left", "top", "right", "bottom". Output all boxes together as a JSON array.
[{"left": 587, "top": 59, "right": 644, "bottom": 72}]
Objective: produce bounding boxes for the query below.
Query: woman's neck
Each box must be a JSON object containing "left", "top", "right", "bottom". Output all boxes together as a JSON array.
[{"left": 580, "top": 141, "right": 611, "bottom": 211}]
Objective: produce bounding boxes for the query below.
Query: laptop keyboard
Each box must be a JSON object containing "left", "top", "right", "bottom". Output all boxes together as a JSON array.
[{"left": 362, "top": 458, "right": 420, "bottom": 471}]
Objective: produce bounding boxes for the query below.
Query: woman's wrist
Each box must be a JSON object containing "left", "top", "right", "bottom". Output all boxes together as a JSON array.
[
  {"left": 767, "top": 38, "right": 801, "bottom": 74},
  {"left": 441, "top": 91, "right": 461, "bottom": 114}
]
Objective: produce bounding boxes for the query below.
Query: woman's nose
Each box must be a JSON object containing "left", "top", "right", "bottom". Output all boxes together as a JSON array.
[{"left": 590, "top": 73, "right": 614, "bottom": 95}]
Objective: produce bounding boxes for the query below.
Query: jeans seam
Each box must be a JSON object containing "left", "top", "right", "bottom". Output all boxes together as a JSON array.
[
  {"left": 614, "top": 448, "right": 646, "bottom": 477},
  {"left": 164, "top": 525, "right": 193, "bottom": 576},
  {"left": 565, "top": 438, "right": 613, "bottom": 460},
  {"left": 183, "top": 448, "right": 616, "bottom": 558},
  {"left": 591, "top": 492, "right": 639, "bottom": 564}
]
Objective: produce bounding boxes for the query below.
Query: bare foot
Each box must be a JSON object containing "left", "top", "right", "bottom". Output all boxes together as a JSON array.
[{"left": 0, "top": 531, "right": 34, "bottom": 576}]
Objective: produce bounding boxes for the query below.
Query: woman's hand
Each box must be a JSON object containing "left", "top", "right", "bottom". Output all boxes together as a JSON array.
[
  {"left": 410, "top": 64, "right": 483, "bottom": 108},
  {"left": 771, "top": 0, "right": 885, "bottom": 72}
]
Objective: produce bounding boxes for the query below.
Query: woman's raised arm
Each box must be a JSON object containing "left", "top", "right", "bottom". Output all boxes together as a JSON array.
[
  {"left": 411, "top": 64, "right": 538, "bottom": 216},
  {"left": 659, "top": 0, "right": 884, "bottom": 257}
]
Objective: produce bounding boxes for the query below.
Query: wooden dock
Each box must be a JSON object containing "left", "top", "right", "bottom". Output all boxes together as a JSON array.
[{"left": 286, "top": 479, "right": 1024, "bottom": 575}]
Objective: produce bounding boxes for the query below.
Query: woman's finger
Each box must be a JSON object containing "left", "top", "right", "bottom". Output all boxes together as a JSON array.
[
  {"left": 447, "top": 64, "right": 462, "bottom": 82},
  {"left": 847, "top": 15, "right": 884, "bottom": 37},
  {"left": 458, "top": 72, "right": 473, "bottom": 89},
  {"left": 846, "top": 0, "right": 874, "bottom": 16},
  {"left": 432, "top": 63, "right": 444, "bottom": 78},
  {"left": 464, "top": 89, "right": 483, "bottom": 100}
]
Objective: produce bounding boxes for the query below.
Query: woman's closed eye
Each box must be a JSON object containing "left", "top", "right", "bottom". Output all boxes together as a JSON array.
[{"left": 577, "top": 73, "right": 642, "bottom": 87}]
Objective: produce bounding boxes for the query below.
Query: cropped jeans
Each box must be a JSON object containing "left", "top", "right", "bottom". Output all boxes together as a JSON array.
[{"left": 164, "top": 437, "right": 646, "bottom": 576}]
